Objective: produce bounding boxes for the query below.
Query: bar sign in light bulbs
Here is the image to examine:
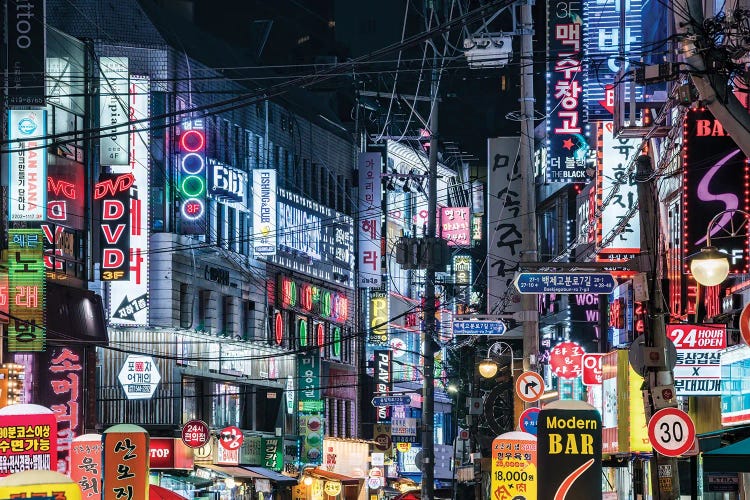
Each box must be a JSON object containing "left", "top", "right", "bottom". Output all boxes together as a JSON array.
[{"left": 178, "top": 121, "right": 206, "bottom": 234}]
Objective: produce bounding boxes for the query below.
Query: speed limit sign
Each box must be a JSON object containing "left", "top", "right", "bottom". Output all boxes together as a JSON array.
[{"left": 647, "top": 407, "right": 696, "bottom": 457}]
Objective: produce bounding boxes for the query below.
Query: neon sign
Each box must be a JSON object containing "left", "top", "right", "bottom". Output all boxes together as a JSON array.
[
  {"left": 178, "top": 122, "right": 206, "bottom": 234},
  {"left": 97, "top": 173, "right": 131, "bottom": 281},
  {"left": 277, "top": 276, "right": 349, "bottom": 323}
]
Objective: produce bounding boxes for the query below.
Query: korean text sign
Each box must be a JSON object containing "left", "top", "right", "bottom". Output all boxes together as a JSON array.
[
  {"left": 0, "top": 404, "right": 57, "bottom": 476},
  {"left": 71, "top": 433, "right": 103, "bottom": 499},
  {"left": 7, "top": 229, "right": 46, "bottom": 352},
  {"left": 102, "top": 424, "right": 149, "bottom": 500}
]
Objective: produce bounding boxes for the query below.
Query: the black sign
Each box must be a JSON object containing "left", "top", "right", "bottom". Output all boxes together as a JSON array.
[
  {"left": 683, "top": 108, "right": 750, "bottom": 275},
  {"left": 6, "top": 0, "right": 46, "bottom": 106},
  {"left": 538, "top": 401, "right": 602, "bottom": 500}
]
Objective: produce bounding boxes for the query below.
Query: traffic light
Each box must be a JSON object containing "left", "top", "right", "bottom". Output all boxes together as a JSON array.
[{"left": 178, "top": 122, "right": 206, "bottom": 234}]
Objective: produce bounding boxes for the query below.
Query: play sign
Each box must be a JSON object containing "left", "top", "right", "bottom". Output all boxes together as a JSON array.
[{"left": 582, "top": 353, "right": 604, "bottom": 386}]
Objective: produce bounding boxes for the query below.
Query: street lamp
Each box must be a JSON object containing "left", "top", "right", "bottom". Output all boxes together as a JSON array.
[
  {"left": 478, "top": 342, "right": 520, "bottom": 379},
  {"left": 690, "top": 209, "right": 750, "bottom": 286}
]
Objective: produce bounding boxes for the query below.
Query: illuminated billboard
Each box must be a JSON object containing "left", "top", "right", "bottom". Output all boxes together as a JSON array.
[
  {"left": 99, "top": 57, "right": 129, "bottom": 165},
  {"left": 358, "top": 152, "right": 382, "bottom": 287},
  {"left": 178, "top": 121, "right": 207, "bottom": 234},
  {"left": 209, "top": 159, "right": 248, "bottom": 211},
  {"left": 440, "top": 207, "right": 470, "bottom": 246},
  {"left": 252, "top": 169, "right": 277, "bottom": 256},
  {"left": 546, "top": 0, "right": 587, "bottom": 182},
  {"left": 108, "top": 76, "right": 150, "bottom": 325},
  {"left": 96, "top": 173, "right": 132, "bottom": 281},
  {"left": 597, "top": 122, "right": 640, "bottom": 253},
  {"left": 683, "top": 108, "right": 750, "bottom": 276},
  {"left": 8, "top": 109, "right": 47, "bottom": 221},
  {"left": 8, "top": 229, "right": 46, "bottom": 352},
  {"left": 584, "top": 0, "right": 643, "bottom": 118}
]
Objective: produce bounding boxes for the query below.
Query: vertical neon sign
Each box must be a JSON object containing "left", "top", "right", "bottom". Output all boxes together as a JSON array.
[{"left": 178, "top": 122, "right": 206, "bottom": 234}]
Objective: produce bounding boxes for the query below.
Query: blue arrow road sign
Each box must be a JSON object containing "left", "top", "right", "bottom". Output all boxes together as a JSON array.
[
  {"left": 372, "top": 395, "right": 412, "bottom": 407},
  {"left": 452, "top": 320, "right": 507, "bottom": 336},
  {"left": 514, "top": 272, "right": 616, "bottom": 294}
]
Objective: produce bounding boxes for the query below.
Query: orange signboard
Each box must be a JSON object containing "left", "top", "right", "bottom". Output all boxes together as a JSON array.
[
  {"left": 490, "top": 431, "right": 537, "bottom": 499},
  {"left": 102, "top": 424, "right": 149, "bottom": 500},
  {"left": 70, "top": 433, "right": 103, "bottom": 500}
]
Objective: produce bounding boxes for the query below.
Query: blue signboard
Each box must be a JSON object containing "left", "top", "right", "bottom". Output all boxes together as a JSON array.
[
  {"left": 452, "top": 320, "right": 507, "bottom": 336},
  {"left": 515, "top": 272, "right": 616, "bottom": 294},
  {"left": 372, "top": 395, "right": 412, "bottom": 407},
  {"left": 519, "top": 407, "right": 541, "bottom": 436},
  {"left": 584, "top": 0, "right": 643, "bottom": 118}
]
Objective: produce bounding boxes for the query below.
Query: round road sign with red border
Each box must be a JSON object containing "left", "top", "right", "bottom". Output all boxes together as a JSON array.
[
  {"left": 218, "top": 425, "right": 244, "bottom": 450},
  {"left": 518, "top": 407, "right": 541, "bottom": 435},
  {"left": 647, "top": 407, "right": 696, "bottom": 457},
  {"left": 515, "top": 371, "right": 545, "bottom": 403},
  {"left": 182, "top": 419, "right": 210, "bottom": 449}
]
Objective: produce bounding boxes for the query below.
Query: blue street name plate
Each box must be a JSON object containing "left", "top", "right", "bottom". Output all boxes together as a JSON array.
[
  {"left": 452, "top": 320, "right": 507, "bottom": 336},
  {"left": 371, "top": 395, "right": 412, "bottom": 407},
  {"left": 514, "top": 272, "right": 616, "bottom": 294}
]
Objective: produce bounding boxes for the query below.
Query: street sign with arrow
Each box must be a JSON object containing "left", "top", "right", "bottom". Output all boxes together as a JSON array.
[
  {"left": 113, "top": 293, "right": 148, "bottom": 322},
  {"left": 515, "top": 371, "right": 545, "bottom": 403}
]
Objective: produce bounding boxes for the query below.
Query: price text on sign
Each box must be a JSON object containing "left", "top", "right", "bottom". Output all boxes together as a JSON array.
[{"left": 647, "top": 408, "right": 696, "bottom": 457}]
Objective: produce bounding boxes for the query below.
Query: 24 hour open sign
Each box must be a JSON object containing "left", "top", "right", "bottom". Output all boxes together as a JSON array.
[{"left": 665, "top": 325, "right": 725, "bottom": 396}]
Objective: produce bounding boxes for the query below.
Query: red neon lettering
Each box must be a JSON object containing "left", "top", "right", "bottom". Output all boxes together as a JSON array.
[
  {"left": 101, "top": 224, "right": 126, "bottom": 244},
  {"left": 47, "top": 200, "right": 67, "bottom": 220},
  {"left": 102, "top": 200, "right": 125, "bottom": 220},
  {"left": 102, "top": 249, "right": 126, "bottom": 268},
  {"left": 93, "top": 173, "right": 135, "bottom": 199},
  {"left": 48, "top": 178, "right": 77, "bottom": 198}
]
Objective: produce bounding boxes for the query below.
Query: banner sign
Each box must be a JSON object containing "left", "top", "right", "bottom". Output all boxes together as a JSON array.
[
  {"left": 96, "top": 173, "right": 131, "bottom": 281},
  {"left": 487, "top": 138, "right": 523, "bottom": 318},
  {"left": 491, "top": 432, "right": 537, "bottom": 500},
  {"left": 375, "top": 350, "right": 393, "bottom": 423},
  {"left": 270, "top": 189, "right": 354, "bottom": 287},
  {"left": 261, "top": 436, "right": 283, "bottom": 471},
  {"left": 598, "top": 122, "right": 640, "bottom": 253},
  {"left": 666, "top": 324, "right": 725, "bottom": 395},
  {"left": 358, "top": 152, "right": 383, "bottom": 287},
  {"left": 8, "top": 109, "right": 47, "bottom": 221},
  {"left": 39, "top": 347, "right": 84, "bottom": 474},
  {"left": 584, "top": 0, "right": 643, "bottom": 118},
  {"left": 108, "top": 76, "right": 150, "bottom": 325},
  {"left": 299, "top": 415, "right": 324, "bottom": 465},
  {"left": 683, "top": 108, "right": 750, "bottom": 276},
  {"left": 99, "top": 57, "right": 130, "bottom": 165},
  {"left": 298, "top": 353, "right": 322, "bottom": 412},
  {"left": 102, "top": 424, "right": 149, "bottom": 500},
  {"left": 8, "top": 229, "right": 46, "bottom": 352},
  {"left": 178, "top": 120, "right": 207, "bottom": 234},
  {"left": 369, "top": 291, "right": 389, "bottom": 344},
  {"left": 252, "top": 169, "right": 277, "bottom": 256},
  {"left": 70, "top": 433, "right": 103, "bottom": 499},
  {"left": 440, "top": 207, "right": 471, "bottom": 246},
  {"left": 7, "top": 0, "right": 46, "bottom": 106},
  {"left": 0, "top": 404, "right": 57, "bottom": 476},
  {"left": 537, "top": 401, "right": 602, "bottom": 500},
  {"left": 546, "top": 0, "right": 587, "bottom": 182}
]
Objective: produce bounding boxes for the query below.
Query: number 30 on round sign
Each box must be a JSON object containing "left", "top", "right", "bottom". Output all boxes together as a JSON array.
[{"left": 647, "top": 407, "right": 696, "bottom": 457}]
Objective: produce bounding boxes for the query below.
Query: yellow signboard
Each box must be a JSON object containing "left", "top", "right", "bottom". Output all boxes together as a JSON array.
[
  {"left": 0, "top": 470, "right": 82, "bottom": 499},
  {"left": 617, "top": 350, "right": 650, "bottom": 452},
  {"left": 491, "top": 431, "right": 537, "bottom": 499}
]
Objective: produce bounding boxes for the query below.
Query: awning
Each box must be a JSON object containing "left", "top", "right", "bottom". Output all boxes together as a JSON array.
[
  {"left": 241, "top": 467, "right": 297, "bottom": 485},
  {"left": 164, "top": 475, "right": 212, "bottom": 488},
  {"left": 308, "top": 467, "right": 361, "bottom": 484},
  {"left": 703, "top": 436, "right": 750, "bottom": 472},
  {"left": 197, "top": 464, "right": 260, "bottom": 479}
]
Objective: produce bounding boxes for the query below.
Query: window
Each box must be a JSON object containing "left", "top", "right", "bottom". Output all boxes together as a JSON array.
[
  {"left": 239, "top": 211, "right": 249, "bottom": 256},
  {"left": 179, "top": 283, "right": 191, "bottom": 329},
  {"left": 198, "top": 290, "right": 211, "bottom": 332},
  {"left": 211, "top": 382, "right": 241, "bottom": 427},
  {"left": 227, "top": 207, "right": 236, "bottom": 252},
  {"left": 221, "top": 296, "right": 233, "bottom": 336},
  {"left": 182, "top": 377, "right": 198, "bottom": 423}
]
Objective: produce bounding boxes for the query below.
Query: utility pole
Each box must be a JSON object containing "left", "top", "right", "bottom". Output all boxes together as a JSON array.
[
  {"left": 518, "top": 0, "right": 539, "bottom": 373},
  {"left": 421, "top": 40, "right": 439, "bottom": 500},
  {"left": 635, "top": 155, "right": 680, "bottom": 499}
]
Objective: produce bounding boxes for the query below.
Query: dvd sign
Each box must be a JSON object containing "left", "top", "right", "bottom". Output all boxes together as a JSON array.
[{"left": 96, "top": 173, "right": 132, "bottom": 281}]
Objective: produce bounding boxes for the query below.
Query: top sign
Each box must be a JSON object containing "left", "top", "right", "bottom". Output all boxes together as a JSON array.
[{"left": 515, "top": 272, "right": 616, "bottom": 294}]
